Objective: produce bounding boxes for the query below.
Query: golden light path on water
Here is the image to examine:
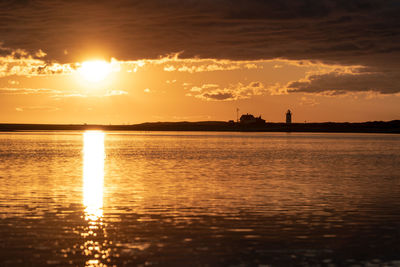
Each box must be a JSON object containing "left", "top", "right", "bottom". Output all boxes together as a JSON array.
[
  {"left": 83, "top": 131, "right": 105, "bottom": 219},
  {"left": 82, "top": 131, "right": 108, "bottom": 266}
]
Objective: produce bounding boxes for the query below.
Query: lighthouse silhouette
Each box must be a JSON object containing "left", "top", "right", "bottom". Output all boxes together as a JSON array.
[{"left": 286, "top": 110, "right": 292, "bottom": 124}]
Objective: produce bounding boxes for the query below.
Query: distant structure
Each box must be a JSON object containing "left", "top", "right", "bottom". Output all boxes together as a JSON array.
[
  {"left": 286, "top": 110, "right": 292, "bottom": 124},
  {"left": 240, "top": 113, "right": 266, "bottom": 125}
]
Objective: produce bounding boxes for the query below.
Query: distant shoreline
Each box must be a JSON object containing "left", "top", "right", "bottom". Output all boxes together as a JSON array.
[{"left": 0, "top": 120, "right": 399, "bottom": 134}]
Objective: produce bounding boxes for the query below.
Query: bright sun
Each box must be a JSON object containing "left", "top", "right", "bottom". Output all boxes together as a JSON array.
[{"left": 78, "top": 60, "right": 112, "bottom": 82}]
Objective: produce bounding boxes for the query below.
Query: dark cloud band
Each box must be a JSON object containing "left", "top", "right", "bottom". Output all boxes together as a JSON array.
[{"left": 0, "top": 1, "right": 398, "bottom": 63}]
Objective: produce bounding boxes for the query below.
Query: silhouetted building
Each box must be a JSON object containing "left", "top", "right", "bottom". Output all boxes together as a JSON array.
[
  {"left": 286, "top": 110, "right": 292, "bottom": 124},
  {"left": 240, "top": 113, "right": 266, "bottom": 125}
]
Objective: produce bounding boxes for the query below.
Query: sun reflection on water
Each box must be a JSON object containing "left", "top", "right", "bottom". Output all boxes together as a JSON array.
[
  {"left": 83, "top": 131, "right": 105, "bottom": 220},
  {"left": 82, "top": 131, "right": 109, "bottom": 266}
]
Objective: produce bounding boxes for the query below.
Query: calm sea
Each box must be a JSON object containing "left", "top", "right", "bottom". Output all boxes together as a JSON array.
[{"left": 0, "top": 131, "right": 399, "bottom": 266}]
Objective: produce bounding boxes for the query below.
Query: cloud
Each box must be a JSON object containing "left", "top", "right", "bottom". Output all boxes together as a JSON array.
[
  {"left": 52, "top": 93, "right": 88, "bottom": 98},
  {"left": 8, "top": 80, "right": 19, "bottom": 85},
  {"left": 163, "top": 65, "right": 176, "bottom": 72},
  {"left": 264, "top": 83, "right": 290, "bottom": 96},
  {"left": 0, "top": 87, "right": 61, "bottom": 95},
  {"left": 0, "top": 45, "right": 76, "bottom": 77},
  {"left": 299, "top": 96, "right": 319, "bottom": 107},
  {"left": 104, "top": 90, "right": 128, "bottom": 96},
  {"left": 164, "top": 61, "right": 261, "bottom": 73},
  {"left": 52, "top": 90, "right": 129, "bottom": 98},
  {"left": 155, "top": 55, "right": 266, "bottom": 73},
  {"left": 189, "top": 84, "right": 219, "bottom": 92},
  {"left": 202, "top": 92, "right": 234, "bottom": 101},
  {"left": 287, "top": 70, "right": 400, "bottom": 94},
  {"left": 190, "top": 81, "right": 266, "bottom": 101},
  {"left": 15, "top": 106, "right": 60, "bottom": 112},
  {"left": 0, "top": 86, "right": 128, "bottom": 98},
  {"left": 35, "top": 49, "right": 47, "bottom": 58}
]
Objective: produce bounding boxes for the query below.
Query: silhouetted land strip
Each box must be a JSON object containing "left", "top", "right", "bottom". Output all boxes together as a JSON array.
[{"left": 0, "top": 120, "right": 399, "bottom": 133}]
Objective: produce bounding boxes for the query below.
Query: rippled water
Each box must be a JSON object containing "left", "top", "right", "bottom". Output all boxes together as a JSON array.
[{"left": 0, "top": 131, "right": 399, "bottom": 266}]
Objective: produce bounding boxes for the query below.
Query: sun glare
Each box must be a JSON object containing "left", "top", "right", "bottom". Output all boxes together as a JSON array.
[{"left": 78, "top": 60, "right": 112, "bottom": 82}]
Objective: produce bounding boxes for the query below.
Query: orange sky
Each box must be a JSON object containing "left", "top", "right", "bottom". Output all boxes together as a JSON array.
[{"left": 0, "top": 53, "right": 399, "bottom": 124}]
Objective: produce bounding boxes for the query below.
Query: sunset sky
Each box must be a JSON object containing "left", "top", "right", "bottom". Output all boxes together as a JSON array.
[{"left": 0, "top": 0, "right": 399, "bottom": 124}]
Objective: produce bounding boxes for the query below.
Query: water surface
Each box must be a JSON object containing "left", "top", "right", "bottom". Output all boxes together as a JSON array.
[{"left": 0, "top": 131, "right": 399, "bottom": 266}]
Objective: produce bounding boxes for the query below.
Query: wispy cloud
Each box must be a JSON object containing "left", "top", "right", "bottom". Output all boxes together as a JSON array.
[
  {"left": 299, "top": 96, "right": 319, "bottom": 107},
  {"left": 52, "top": 89, "right": 128, "bottom": 98},
  {"left": 163, "top": 60, "right": 261, "bottom": 73},
  {"left": 51, "top": 93, "right": 88, "bottom": 98},
  {"left": 0, "top": 85, "right": 128, "bottom": 99},
  {"left": 8, "top": 80, "right": 19, "bottom": 85},
  {"left": 0, "top": 87, "right": 61, "bottom": 95},
  {"left": 188, "top": 81, "right": 266, "bottom": 101},
  {"left": 104, "top": 90, "right": 128, "bottom": 96},
  {"left": 15, "top": 106, "right": 60, "bottom": 112}
]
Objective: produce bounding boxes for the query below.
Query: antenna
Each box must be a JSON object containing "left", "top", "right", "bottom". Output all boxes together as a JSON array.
[{"left": 236, "top": 108, "right": 239, "bottom": 123}]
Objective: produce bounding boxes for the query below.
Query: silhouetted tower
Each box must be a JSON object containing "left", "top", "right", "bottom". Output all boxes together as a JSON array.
[{"left": 286, "top": 109, "right": 292, "bottom": 124}]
